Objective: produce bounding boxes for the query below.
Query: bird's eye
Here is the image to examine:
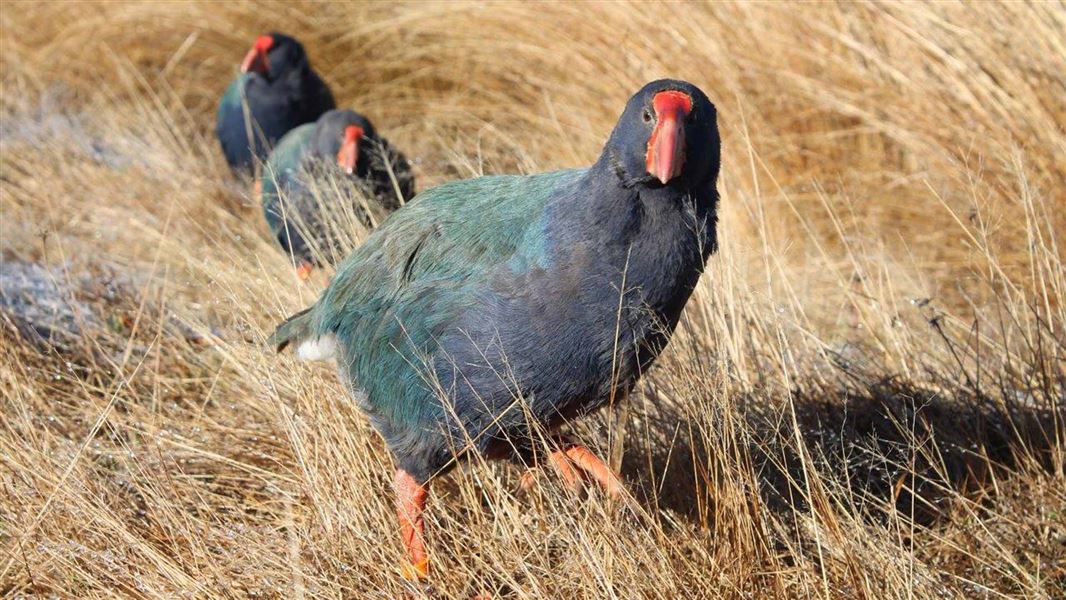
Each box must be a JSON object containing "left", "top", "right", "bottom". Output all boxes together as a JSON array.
[{"left": 642, "top": 108, "right": 653, "bottom": 124}]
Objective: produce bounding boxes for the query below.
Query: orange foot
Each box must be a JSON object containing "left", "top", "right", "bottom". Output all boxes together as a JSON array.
[
  {"left": 400, "top": 558, "right": 429, "bottom": 581},
  {"left": 296, "top": 261, "right": 314, "bottom": 282}
]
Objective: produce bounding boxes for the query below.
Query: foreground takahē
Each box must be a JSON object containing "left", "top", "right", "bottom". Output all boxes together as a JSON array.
[
  {"left": 216, "top": 33, "right": 335, "bottom": 176},
  {"left": 262, "top": 108, "right": 415, "bottom": 278},
  {"left": 270, "top": 79, "right": 720, "bottom": 580}
]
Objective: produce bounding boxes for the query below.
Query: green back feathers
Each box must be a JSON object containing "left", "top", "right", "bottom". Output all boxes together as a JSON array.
[{"left": 319, "top": 169, "right": 583, "bottom": 329}]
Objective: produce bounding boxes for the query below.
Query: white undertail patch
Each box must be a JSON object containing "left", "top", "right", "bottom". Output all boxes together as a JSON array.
[{"left": 296, "top": 334, "right": 337, "bottom": 361}]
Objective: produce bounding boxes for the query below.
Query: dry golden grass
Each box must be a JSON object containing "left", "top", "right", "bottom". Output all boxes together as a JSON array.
[{"left": 1, "top": 1, "right": 1064, "bottom": 598}]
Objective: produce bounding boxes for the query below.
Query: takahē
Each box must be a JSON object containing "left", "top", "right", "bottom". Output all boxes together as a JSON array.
[
  {"left": 270, "top": 79, "right": 720, "bottom": 580},
  {"left": 262, "top": 108, "right": 415, "bottom": 279},
  {"left": 216, "top": 33, "right": 335, "bottom": 176}
]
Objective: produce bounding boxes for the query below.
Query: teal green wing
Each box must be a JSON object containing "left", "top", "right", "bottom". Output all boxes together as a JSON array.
[
  {"left": 314, "top": 169, "right": 584, "bottom": 425},
  {"left": 217, "top": 75, "right": 249, "bottom": 115},
  {"left": 261, "top": 123, "right": 315, "bottom": 239},
  {"left": 216, "top": 74, "right": 256, "bottom": 170}
]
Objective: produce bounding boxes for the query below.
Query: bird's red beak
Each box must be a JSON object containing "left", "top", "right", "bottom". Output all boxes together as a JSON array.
[
  {"left": 645, "top": 90, "right": 693, "bottom": 184},
  {"left": 336, "top": 125, "right": 364, "bottom": 175},
  {"left": 240, "top": 35, "right": 274, "bottom": 74}
]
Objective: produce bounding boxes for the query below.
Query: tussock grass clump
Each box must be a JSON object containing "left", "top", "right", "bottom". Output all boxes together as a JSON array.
[{"left": 1, "top": 2, "right": 1064, "bottom": 598}]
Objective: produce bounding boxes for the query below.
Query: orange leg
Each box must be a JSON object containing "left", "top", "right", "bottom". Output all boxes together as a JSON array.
[
  {"left": 394, "top": 469, "right": 430, "bottom": 580},
  {"left": 563, "top": 444, "right": 624, "bottom": 499},
  {"left": 520, "top": 447, "right": 583, "bottom": 492},
  {"left": 253, "top": 179, "right": 262, "bottom": 203},
  {"left": 521, "top": 439, "right": 624, "bottom": 499},
  {"left": 295, "top": 261, "right": 314, "bottom": 281}
]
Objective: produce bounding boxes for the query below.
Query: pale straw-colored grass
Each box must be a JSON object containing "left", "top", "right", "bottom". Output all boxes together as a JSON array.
[{"left": 1, "top": 2, "right": 1063, "bottom": 598}]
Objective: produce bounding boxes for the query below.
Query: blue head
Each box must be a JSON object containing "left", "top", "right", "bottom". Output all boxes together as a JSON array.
[
  {"left": 240, "top": 32, "right": 310, "bottom": 81},
  {"left": 310, "top": 109, "right": 378, "bottom": 176},
  {"left": 603, "top": 79, "right": 720, "bottom": 192}
]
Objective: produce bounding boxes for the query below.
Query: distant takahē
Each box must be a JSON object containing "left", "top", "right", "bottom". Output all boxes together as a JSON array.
[
  {"left": 262, "top": 109, "right": 416, "bottom": 278},
  {"left": 270, "top": 79, "right": 720, "bottom": 580},
  {"left": 216, "top": 33, "right": 335, "bottom": 176}
]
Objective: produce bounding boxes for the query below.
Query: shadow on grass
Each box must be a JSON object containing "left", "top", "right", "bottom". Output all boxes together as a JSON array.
[{"left": 622, "top": 374, "right": 1063, "bottom": 529}]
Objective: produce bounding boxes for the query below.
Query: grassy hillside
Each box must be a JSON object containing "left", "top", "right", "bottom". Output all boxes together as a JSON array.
[{"left": 1, "top": 2, "right": 1063, "bottom": 598}]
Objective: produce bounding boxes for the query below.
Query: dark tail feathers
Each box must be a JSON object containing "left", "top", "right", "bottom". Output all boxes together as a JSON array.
[{"left": 268, "top": 306, "right": 315, "bottom": 352}]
